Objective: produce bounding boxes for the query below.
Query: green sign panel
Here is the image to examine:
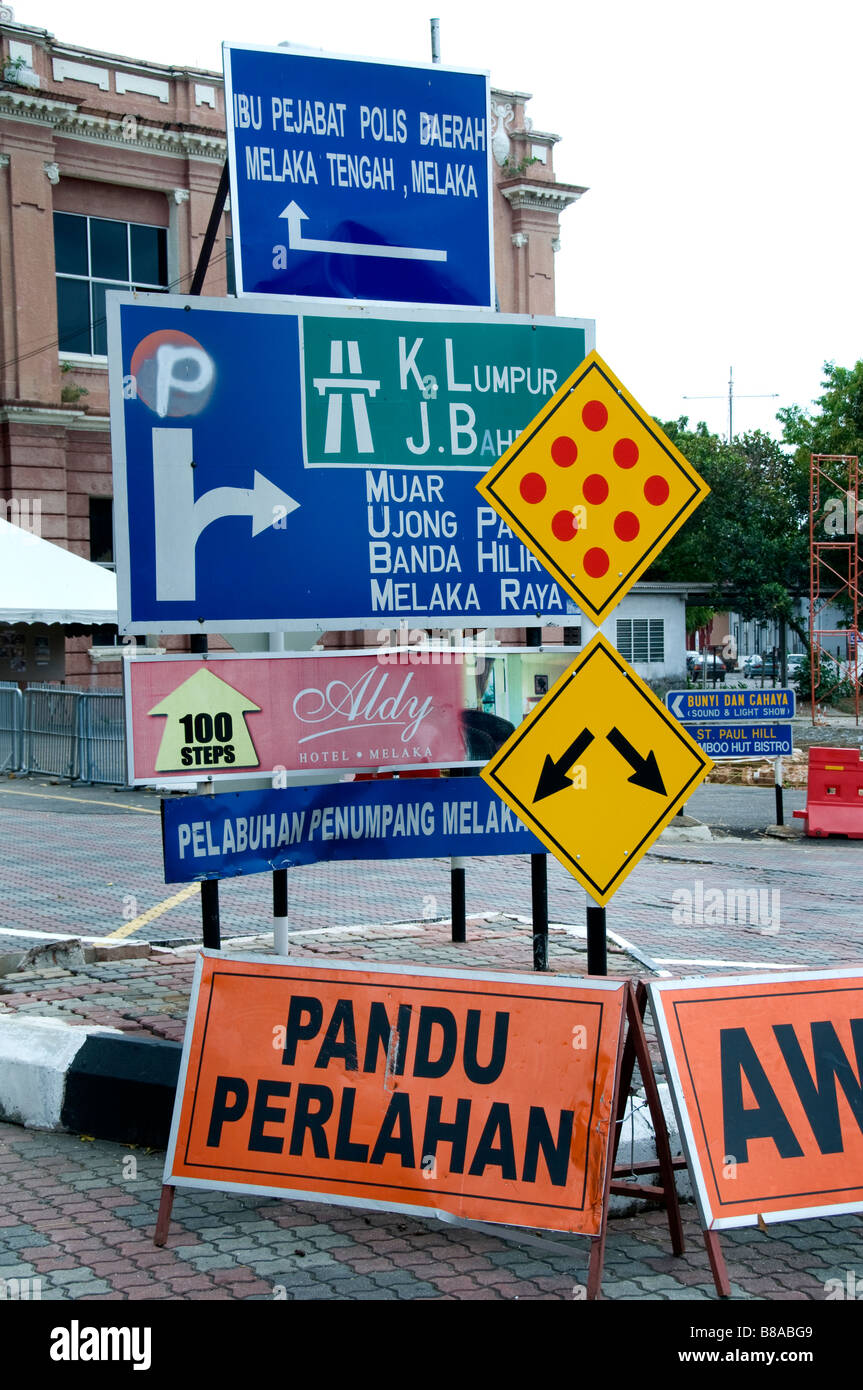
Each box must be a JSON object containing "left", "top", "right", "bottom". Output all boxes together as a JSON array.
[{"left": 300, "top": 311, "right": 592, "bottom": 471}]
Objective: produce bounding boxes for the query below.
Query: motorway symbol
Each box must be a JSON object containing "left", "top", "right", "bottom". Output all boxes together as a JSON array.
[
  {"left": 223, "top": 44, "right": 493, "bottom": 307},
  {"left": 476, "top": 351, "right": 710, "bottom": 623},
  {"left": 481, "top": 634, "right": 713, "bottom": 906},
  {"left": 280, "top": 201, "right": 447, "bottom": 263}
]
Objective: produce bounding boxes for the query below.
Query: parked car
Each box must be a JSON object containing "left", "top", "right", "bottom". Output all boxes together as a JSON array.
[
  {"left": 786, "top": 653, "right": 806, "bottom": 679},
  {"left": 688, "top": 652, "right": 726, "bottom": 683}
]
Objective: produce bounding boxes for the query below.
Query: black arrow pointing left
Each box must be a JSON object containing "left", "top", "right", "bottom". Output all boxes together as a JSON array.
[{"left": 534, "top": 727, "right": 595, "bottom": 802}]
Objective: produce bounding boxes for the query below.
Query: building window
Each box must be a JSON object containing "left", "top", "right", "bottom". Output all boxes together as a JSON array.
[
  {"left": 89, "top": 497, "right": 114, "bottom": 567},
  {"left": 55, "top": 212, "right": 168, "bottom": 357},
  {"left": 616, "top": 617, "right": 664, "bottom": 663}
]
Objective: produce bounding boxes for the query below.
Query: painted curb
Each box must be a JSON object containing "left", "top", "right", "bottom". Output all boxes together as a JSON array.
[{"left": 0, "top": 1016, "right": 180, "bottom": 1148}]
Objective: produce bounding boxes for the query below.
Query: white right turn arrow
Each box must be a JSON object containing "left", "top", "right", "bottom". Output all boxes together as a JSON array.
[{"left": 153, "top": 429, "right": 299, "bottom": 602}]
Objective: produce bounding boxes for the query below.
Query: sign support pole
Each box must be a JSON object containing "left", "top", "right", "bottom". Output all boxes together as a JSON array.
[
  {"left": 200, "top": 879, "right": 221, "bottom": 950},
  {"left": 586, "top": 905, "right": 607, "bottom": 975},
  {"left": 531, "top": 853, "right": 548, "bottom": 971},
  {"left": 450, "top": 857, "right": 466, "bottom": 942},
  {"left": 189, "top": 161, "right": 229, "bottom": 296},
  {"left": 774, "top": 756, "right": 784, "bottom": 826},
  {"left": 273, "top": 869, "right": 288, "bottom": 955}
]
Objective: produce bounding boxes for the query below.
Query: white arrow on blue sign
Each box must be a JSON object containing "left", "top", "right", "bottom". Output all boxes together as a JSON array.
[
  {"left": 223, "top": 43, "right": 494, "bottom": 309},
  {"left": 666, "top": 688, "right": 796, "bottom": 722}
]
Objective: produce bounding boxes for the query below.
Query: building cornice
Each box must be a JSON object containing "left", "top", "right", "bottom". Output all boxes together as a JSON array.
[
  {"left": 499, "top": 179, "right": 587, "bottom": 214},
  {"left": 0, "top": 90, "right": 225, "bottom": 159},
  {"left": 0, "top": 404, "right": 109, "bottom": 431}
]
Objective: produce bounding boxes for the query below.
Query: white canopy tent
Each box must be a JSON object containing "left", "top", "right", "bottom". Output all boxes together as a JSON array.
[{"left": 0, "top": 517, "right": 117, "bottom": 625}]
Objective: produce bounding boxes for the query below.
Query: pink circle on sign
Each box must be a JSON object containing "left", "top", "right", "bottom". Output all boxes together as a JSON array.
[
  {"left": 520, "top": 472, "right": 547, "bottom": 504},
  {"left": 551, "top": 435, "right": 578, "bottom": 467},
  {"left": 582, "top": 474, "right": 609, "bottom": 505},
  {"left": 582, "top": 400, "right": 608, "bottom": 432},
  {"left": 551, "top": 509, "right": 578, "bottom": 542},
  {"left": 583, "top": 547, "right": 610, "bottom": 578}
]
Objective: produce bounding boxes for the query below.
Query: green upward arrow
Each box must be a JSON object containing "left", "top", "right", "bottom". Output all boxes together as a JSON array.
[{"left": 148, "top": 667, "right": 261, "bottom": 772}]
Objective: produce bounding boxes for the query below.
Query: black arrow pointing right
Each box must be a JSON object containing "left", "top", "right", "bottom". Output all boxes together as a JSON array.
[
  {"left": 606, "top": 727, "right": 667, "bottom": 796},
  {"left": 534, "top": 727, "right": 595, "bottom": 802}
]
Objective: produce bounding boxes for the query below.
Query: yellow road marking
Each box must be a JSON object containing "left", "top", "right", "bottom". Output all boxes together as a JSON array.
[
  {"left": 0, "top": 787, "right": 159, "bottom": 814},
  {"left": 104, "top": 883, "right": 200, "bottom": 939}
]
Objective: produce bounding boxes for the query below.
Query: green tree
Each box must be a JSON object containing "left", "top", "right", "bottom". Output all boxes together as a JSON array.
[
  {"left": 778, "top": 360, "right": 863, "bottom": 460},
  {"left": 647, "top": 419, "right": 810, "bottom": 638},
  {"left": 778, "top": 360, "right": 863, "bottom": 633}
]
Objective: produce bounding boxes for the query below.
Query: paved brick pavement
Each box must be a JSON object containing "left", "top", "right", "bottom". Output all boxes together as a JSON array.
[{"left": 0, "top": 1121, "right": 859, "bottom": 1303}]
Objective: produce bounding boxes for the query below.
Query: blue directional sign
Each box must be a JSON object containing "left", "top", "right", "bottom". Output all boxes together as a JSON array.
[
  {"left": 107, "top": 292, "right": 593, "bottom": 633},
  {"left": 223, "top": 43, "right": 494, "bottom": 308},
  {"left": 682, "top": 723, "right": 793, "bottom": 760},
  {"left": 162, "top": 778, "right": 544, "bottom": 883},
  {"left": 666, "top": 688, "right": 796, "bottom": 722}
]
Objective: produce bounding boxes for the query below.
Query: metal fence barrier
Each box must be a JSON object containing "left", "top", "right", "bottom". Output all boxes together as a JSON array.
[
  {"left": 78, "top": 690, "right": 127, "bottom": 785},
  {"left": 0, "top": 684, "right": 22, "bottom": 773},
  {"left": 0, "top": 683, "right": 126, "bottom": 785}
]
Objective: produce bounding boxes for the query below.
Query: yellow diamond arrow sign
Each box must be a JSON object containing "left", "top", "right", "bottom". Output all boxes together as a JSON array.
[
  {"left": 480, "top": 634, "right": 713, "bottom": 906},
  {"left": 476, "top": 351, "right": 709, "bottom": 623}
]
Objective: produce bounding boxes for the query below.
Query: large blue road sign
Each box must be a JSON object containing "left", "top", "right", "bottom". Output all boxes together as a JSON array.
[
  {"left": 223, "top": 43, "right": 494, "bottom": 308},
  {"left": 108, "top": 293, "right": 593, "bottom": 633},
  {"left": 666, "top": 687, "right": 796, "bottom": 722},
  {"left": 683, "top": 723, "right": 793, "bottom": 760},
  {"left": 162, "top": 778, "right": 544, "bottom": 883}
]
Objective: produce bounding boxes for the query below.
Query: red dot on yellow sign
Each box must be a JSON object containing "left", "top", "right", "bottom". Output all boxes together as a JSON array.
[{"left": 475, "top": 351, "right": 710, "bottom": 623}]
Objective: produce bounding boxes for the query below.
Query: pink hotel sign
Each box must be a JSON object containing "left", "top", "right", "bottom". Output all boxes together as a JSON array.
[{"left": 124, "top": 651, "right": 468, "bottom": 784}]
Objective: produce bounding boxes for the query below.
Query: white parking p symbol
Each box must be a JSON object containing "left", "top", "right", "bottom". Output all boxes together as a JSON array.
[{"left": 155, "top": 344, "right": 214, "bottom": 418}]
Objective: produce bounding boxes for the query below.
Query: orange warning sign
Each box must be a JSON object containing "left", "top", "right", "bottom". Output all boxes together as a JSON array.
[
  {"left": 165, "top": 953, "right": 627, "bottom": 1235},
  {"left": 649, "top": 969, "right": 863, "bottom": 1230},
  {"left": 476, "top": 351, "right": 709, "bottom": 623}
]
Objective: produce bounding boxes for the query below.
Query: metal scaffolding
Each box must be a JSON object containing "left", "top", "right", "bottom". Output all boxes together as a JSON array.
[{"left": 809, "top": 454, "right": 860, "bottom": 723}]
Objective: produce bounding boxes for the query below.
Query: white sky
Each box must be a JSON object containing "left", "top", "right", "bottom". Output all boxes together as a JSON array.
[{"left": 14, "top": 0, "right": 862, "bottom": 442}]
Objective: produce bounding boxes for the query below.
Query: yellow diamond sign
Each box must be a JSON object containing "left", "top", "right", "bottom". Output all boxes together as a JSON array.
[
  {"left": 476, "top": 351, "right": 709, "bottom": 623},
  {"left": 480, "top": 634, "right": 713, "bottom": 906}
]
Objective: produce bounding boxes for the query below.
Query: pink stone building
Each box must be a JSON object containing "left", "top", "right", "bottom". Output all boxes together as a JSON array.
[{"left": 0, "top": 14, "right": 585, "bottom": 684}]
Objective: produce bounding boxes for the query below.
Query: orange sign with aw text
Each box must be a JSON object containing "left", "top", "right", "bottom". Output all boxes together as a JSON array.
[{"left": 649, "top": 970, "right": 863, "bottom": 1230}]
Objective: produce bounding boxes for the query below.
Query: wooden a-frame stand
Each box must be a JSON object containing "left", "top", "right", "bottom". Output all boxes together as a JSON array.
[{"left": 603, "top": 979, "right": 730, "bottom": 1297}]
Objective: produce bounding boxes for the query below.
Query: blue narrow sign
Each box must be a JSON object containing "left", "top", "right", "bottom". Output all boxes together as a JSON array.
[
  {"left": 666, "top": 688, "right": 796, "bottom": 722},
  {"left": 162, "top": 779, "right": 544, "bottom": 883},
  {"left": 683, "top": 723, "right": 793, "bottom": 760},
  {"left": 223, "top": 43, "right": 494, "bottom": 308}
]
